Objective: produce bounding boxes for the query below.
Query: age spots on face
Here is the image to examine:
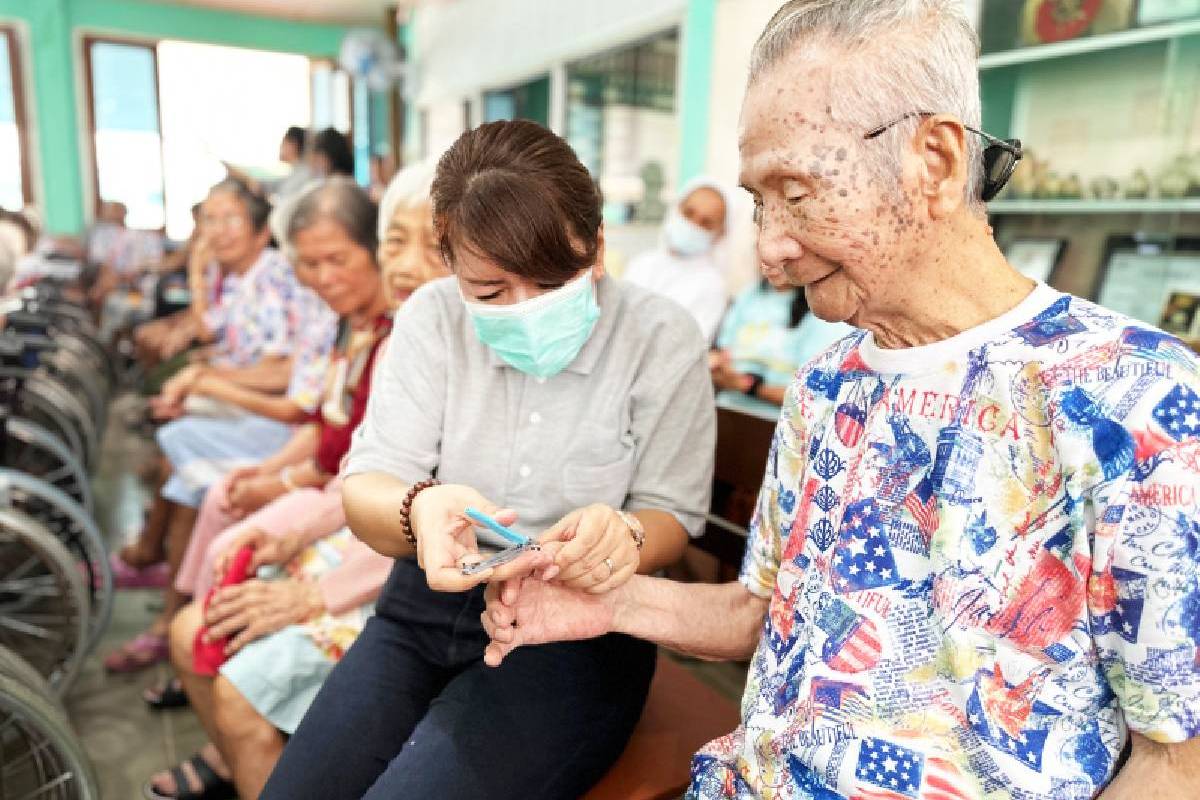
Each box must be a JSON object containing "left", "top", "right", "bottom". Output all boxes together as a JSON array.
[{"left": 835, "top": 148, "right": 848, "bottom": 162}]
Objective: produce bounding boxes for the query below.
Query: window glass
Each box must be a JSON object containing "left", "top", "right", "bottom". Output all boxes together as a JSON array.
[
  {"left": 565, "top": 31, "right": 679, "bottom": 225},
  {"left": 0, "top": 32, "right": 25, "bottom": 211},
  {"left": 483, "top": 75, "right": 551, "bottom": 128},
  {"left": 90, "top": 41, "right": 165, "bottom": 229}
]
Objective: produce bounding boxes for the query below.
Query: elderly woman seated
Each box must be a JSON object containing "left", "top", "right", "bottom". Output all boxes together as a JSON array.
[
  {"left": 104, "top": 179, "right": 338, "bottom": 673},
  {"left": 144, "top": 164, "right": 447, "bottom": 800}
]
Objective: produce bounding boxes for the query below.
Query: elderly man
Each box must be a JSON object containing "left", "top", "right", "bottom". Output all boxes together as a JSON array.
[{"left": 480, "top": 1, "right": 1200, "bottom": 798}]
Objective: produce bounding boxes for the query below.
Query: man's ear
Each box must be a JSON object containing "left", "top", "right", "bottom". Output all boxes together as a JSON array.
[{"left": 916, "top": 115, "right": 969, "bottom": 219}]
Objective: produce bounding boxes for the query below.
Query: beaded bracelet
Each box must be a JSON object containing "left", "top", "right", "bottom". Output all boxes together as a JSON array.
[{"left": 400, "top": 478, "right": 441, "bottom": 546}]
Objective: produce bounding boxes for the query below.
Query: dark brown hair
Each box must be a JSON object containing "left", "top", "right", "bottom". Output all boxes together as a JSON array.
[{"left": 432, "top": 120, "right": 602, "bottom": 283}]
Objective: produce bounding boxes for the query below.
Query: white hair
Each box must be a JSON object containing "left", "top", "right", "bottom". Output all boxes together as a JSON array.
[
  {"left": 751, "top": 0, "right": 983, "bottom": 208},
  {"left": 377, "top": 158, "right": 437, "bottom": 240}
]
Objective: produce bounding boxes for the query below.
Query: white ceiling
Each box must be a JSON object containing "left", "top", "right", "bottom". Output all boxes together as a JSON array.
[{"left": 158, "top": 0, "right": 397, "bottom": 25}]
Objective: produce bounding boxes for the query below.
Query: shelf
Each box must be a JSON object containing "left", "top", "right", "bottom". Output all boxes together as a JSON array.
[
  {"left": 979, "top": 17, "right": 1200, "bottom": 71},
  {"left": 988, "top": 199, "right": 1200, "bottom": 215}
]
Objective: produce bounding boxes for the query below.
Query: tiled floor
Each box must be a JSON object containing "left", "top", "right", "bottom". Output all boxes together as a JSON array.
[
  {"left": 65, "top": 395, "right": 209, "bottom": 800},
  {"left": 58, "top": 394, "right": 749, "bottom": 799}
]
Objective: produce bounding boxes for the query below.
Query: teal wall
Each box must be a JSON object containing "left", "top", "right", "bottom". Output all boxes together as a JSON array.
[
  {"left": 0, "top": 0, "right": 349, "bottom": 234},
  {"left": 678, "top": 0, "right": 716, "bottom": 184}
]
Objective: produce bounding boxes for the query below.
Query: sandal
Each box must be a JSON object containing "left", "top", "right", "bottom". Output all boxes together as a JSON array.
[
  {"left": 143, "top": 752, "right": 236, "bottom": 800},
  {"left": 103, "top": 632, "right": 169, "bottom": 674},
  {"left": 110, "top": 552, "right": 170, "bottom": 589},
  {"left": 144, "top": 677, "right": 190, "bottom": 711}
]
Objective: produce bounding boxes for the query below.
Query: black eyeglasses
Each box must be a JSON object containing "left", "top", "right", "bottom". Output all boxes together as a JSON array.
[{"left": 863, "top": 111, "right": 1023, "bottom": 202}]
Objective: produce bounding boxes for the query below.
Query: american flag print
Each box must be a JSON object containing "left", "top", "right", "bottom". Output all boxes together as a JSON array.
[
  {"left": 698, "top": 286, "right": 1200, "bottom": 800},
  {"left": 832, "top": 500, "right": 901, "bottom": 594},
  {"left": 852, "top": 738, "right": 923, "bottom": 799}
]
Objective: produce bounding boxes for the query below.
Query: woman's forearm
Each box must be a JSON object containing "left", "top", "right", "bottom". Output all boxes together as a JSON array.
[
  {"left": 194, "top": 374, "right": 308, "bottom": 423},
  {"left": 631, "top": 509, "right": 688, "bottom": 574},
  {"left": 612, "top": 576, "right": 768, "bottom": 661},
  {"left": 342, "top": 472, "right": 417, "bottom": 559},
  {"left": 1098, "top": 732, "right": 1200, "bottom": 799},
  {"left": 204, "top": 356, "right": 293, "bottom": 393}
]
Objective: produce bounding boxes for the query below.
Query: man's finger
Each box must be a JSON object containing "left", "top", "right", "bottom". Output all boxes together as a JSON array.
[{"left": 585, "top": 562, "right": 638, "bottom": 595}]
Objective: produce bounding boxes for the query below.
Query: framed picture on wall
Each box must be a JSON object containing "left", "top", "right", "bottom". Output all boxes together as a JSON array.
[
  {"left": 1005, "top": 237, "right": 1067, "bottom": 285},
  {"left": 1020, "top": 0, "right": 1135, "bottom": 46},
  {"left": 1094, "top": 236, "right": 1200, "bottom": 327},
  {"left": 1137, "top": 0, "right": 1200, "bottom": 25}
]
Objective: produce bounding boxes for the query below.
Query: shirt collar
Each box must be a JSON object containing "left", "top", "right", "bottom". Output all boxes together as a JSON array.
[{"left": 481, "top": 274, "right": 619, "bottom": 376}]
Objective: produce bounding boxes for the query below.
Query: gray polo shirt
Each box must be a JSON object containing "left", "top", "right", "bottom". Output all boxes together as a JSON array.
[{"left": 343, "top": 275, "right": 716, "bottom": 546}]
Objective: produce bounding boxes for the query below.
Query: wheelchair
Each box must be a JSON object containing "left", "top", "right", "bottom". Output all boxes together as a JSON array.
[{"left": 0, "top": 282, "right": 111, "bottom": 799}]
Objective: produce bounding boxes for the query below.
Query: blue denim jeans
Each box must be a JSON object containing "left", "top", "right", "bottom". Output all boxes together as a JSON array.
[{"left": 262, "top": 558, "right": 656, "bottom": 800}]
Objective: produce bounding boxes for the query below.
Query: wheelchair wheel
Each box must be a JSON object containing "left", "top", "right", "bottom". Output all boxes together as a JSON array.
[
  {"left": 0, "top": 509, "right": 89, "bottom": 693},
  {"left": 1, "top": 418, "right": 94, "bottom": 517},
  {"left": 0, "top": 673, "right": 101, "bottom": 799},
  {"left": 0, "top": 472, "right": 111, "bottom": 655},
  {"left": 0, "top": 643, "right": 61, "bottom": 714},
  {"left": 12, "top": 383, "right": 87, "bottom": 473},
  {"left": 18, "top": 378, "right": 96, "bottom": 472}
]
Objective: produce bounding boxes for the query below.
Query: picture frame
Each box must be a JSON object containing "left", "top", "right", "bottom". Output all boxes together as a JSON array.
[
  {"left": 1094, "top": 235, "right": 1200, "bottom": 327},
  {"left": 1020, "top": 0, "right": 1136, "bottom": 46},
  {"left": 1005, "top": 237, "right": 1067, "bottom": 285},
  {"left": 1136, "top": 0, "right": 1200, "bottom": 26}
]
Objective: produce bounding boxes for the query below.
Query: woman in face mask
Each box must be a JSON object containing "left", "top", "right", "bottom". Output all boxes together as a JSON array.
[
  {"left": 260, "top": 120, "right": 716, "bottom": 800},
  {"left": 623, "top": 177, "right": 731, "bottom": 343}
]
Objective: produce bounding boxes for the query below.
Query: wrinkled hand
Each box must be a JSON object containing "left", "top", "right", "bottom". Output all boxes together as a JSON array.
[
  {"left": 203, "top": 578, "right": 324, "bottom": 656},
  {"left": 539, "top": 504, "right": 639, "bottom": 594},
  {"left": 409, "top": 484, "right": 550, "bottom": 593},
  {"left": 212, "top": 528, "right": 305, "bottom": 584},
  {"left": 225, "top": 474, "right": 285, "bottom": 519},
  {"left": 148, "top": 394, "right": 184, "bottom": 421},
  {"left": 481, "top": 577, "right": 616, "bottom": 667}
]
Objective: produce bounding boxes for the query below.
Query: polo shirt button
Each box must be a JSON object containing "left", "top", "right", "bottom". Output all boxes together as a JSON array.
[
  {"left": 519, "top": 465, "right": 532, "bottom": 478},
  {"left": 530, "top": 412, "right": 542, "bottom": 424}
]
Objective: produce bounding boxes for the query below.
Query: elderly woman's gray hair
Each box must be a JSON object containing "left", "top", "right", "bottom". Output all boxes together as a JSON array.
[
  {"left": 752, "top": 0, "right": 983, "bottom": 208},
  {"left": 286, "top": 176, "right": 379, "bottom": 257},
  {"left": 377, "top": 159, "right": 437, "bottom": 240}
]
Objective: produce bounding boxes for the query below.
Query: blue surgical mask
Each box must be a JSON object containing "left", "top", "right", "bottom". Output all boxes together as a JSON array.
[
  {"left": 664, "top": 210, "right": 716, "bottom": 257},
  {"left": 463, "top": 272, "right": 600, "bottom": 379}
]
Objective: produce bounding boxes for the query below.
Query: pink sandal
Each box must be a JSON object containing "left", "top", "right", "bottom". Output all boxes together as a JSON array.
[
  {"left": 110, "top": 552, "right": 170, "bottom": 589},
  {"left": 103, "top": 632, "right": 169, "bottom": 673}
]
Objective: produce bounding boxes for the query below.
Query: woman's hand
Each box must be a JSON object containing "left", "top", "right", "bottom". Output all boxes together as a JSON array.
[
  {"left": 203, "top": 578, "right": 324, "bottom": 656},
  {"left": 710, "top": 356, "right": 750, "bottom": 393},
  {"left": 211, "top": 528, "right": 306, "bottom": 584},
  {"left": 539, "top": 504, "right": 639, "bottom": 594},
  {"left": 408, "top": 484, "right": 549, "bottom": 593},
  {"left": 225, "top": 473, "right": 286, "bottom": 519}
]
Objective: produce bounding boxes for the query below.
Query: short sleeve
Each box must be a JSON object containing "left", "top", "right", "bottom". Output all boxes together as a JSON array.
[
  {"left": 739, "top": 382, "right": 808, "bottom": 599},
  {"left": 286, "top": 299, "right": 338, "bottom": 413},
  {"left": 625, "top": 344, "right": 716, "bottom": 537},
  {"left": 255, "top": 265, "right": 299, "bottom": 358},
  {"left": 341, "top": 286, "right": 447, "bottom": 483},
  {"left": 1090, "top": 381, "right": 1200, "bottom": 742}
]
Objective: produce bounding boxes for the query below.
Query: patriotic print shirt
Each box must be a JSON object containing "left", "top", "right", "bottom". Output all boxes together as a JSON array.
[{"left": 689, "top": 284, "right": 1200, "bottom": 800}]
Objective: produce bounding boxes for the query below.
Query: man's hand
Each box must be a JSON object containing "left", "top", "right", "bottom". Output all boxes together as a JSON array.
[
  {"left": 203, "top": 578, "right": 324, "bottom": 656},
  {"left": 481, "top": 576, "right": 617, "bottom": 667},
  {"left": 1098, "top": 732, "right": 1200, "bottom": 799},
  {"left": 408, "top": 484, "right": 550, "bottom": 593}
]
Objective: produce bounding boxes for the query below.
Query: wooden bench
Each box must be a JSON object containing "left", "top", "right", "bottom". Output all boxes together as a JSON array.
[
  {"left": 694, "top": 406, "right": 777, "bottom": 573},
  {"left": 583, "top": 653, "right": 741, "bottom": 800}
]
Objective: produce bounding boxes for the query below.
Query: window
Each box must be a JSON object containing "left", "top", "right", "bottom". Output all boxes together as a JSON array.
[
  {"left": 0, "top": 26, "right": 30, "bottom": 211},
  {"left": 85, "top": 38, "right": 320, "bottom": 238},
  {"left": 565, "top": 31, "right": 679, "bottom": 225},
  {"left": 85, "top": 39, "right": 165, "bottom": 230},
  {"left": 483, "top": 75, "right": 551, "bottom": 128}
]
